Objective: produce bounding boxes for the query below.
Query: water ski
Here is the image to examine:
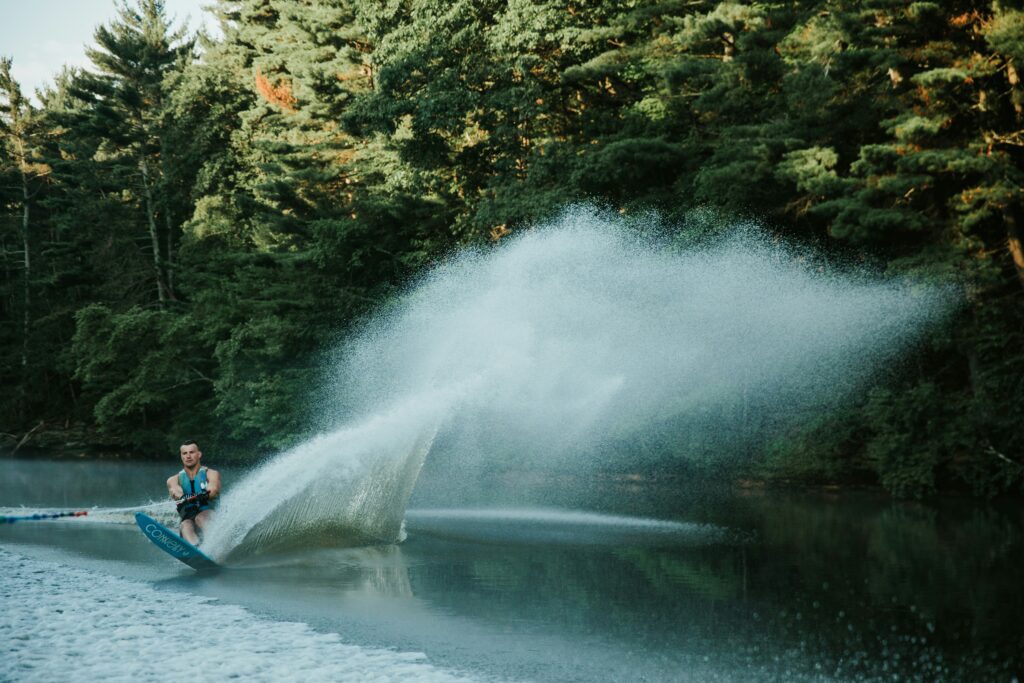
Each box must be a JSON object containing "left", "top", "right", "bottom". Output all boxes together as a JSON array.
[{"left": 135, "top": 512, "right": 219, "bottom": 572}]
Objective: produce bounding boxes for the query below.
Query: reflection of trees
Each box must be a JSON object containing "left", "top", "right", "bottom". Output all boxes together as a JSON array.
[
  {"left": 404, "top": 495, "right": 1023, "bottom": 679},
  {"left": 738, "top": 494, "right": 1024, "bottom": 674},
  {"left": 866, "top": 505, "right": 1024, "bottom": 643},
  {"left": 406, "top": 540, "right": 749, "bottom": 641},
  {"left": 615, "top": 547, "right": 744, "bottom": 602}
]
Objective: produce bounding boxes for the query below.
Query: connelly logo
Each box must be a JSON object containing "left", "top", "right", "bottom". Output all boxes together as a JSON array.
[{"left": 145, "top": 522, "right": 191, "bottom": 557}]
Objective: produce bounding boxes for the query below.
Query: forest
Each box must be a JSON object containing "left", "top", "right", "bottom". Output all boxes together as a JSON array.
[{"left": 1, "top": 0, "right": 1022, "bottom": 498}]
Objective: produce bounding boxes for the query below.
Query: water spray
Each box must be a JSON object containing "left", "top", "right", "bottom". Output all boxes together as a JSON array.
[{"left": 203, "top": 207, "right": 952, "bottom": 559}]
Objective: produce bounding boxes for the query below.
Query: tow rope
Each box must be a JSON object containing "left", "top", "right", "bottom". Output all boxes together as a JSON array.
[{"left": 1, "top": 510, "right": 89, "bottom": 524}]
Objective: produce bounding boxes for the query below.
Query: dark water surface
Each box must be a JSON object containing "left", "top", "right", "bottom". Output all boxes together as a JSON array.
[{"left": 2, "top": 459, "right": 1022, "bottom": 681}]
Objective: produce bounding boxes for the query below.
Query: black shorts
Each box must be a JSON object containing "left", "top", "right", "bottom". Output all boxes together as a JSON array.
[{"left": 179, "top": 503, "right": 211, "bottom": 522}]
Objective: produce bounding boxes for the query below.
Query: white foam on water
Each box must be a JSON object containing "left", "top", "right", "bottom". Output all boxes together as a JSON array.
[{"left": 0, "top": 548, "right": 478, "bottom": 683}]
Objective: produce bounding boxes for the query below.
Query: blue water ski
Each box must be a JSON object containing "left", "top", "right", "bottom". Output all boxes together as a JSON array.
[{"left": 135, "top": 512, "right": 219, "bottom": 572}]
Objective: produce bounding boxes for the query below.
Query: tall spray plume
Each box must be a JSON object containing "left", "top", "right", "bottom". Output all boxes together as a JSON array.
[{"left": 203, "top": 207, "right": 951, "bottom": 559}]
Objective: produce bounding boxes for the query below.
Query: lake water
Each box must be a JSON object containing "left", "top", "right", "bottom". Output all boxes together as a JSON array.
[{"left": 1, "top": 458, "right": 1022, "bottom": 681}]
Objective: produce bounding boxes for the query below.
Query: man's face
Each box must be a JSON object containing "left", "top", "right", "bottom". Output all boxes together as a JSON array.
[{"left": 180, "top": 444, "right": 201, "bottom": 468}]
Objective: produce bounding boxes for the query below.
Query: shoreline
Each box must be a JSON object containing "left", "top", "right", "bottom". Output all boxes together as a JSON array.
[
  {"left": 4, "top": 425, "right": 1016, "bottom": 500},
  {"left": 4, "top": 447, "right": 1014, "bottom": 501}
]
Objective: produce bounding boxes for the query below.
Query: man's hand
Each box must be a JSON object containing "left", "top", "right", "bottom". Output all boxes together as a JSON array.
[{"left": 175, "top": 491, "right": 210, "bottom": 512}]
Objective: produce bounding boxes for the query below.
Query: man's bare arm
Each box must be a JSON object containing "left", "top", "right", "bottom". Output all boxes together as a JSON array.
[
  {"left": 206, "top": 469, "right": 221, "bottom": 500},
  {"left": 167, "top": 475, "right": 184, "bottom": 500}
]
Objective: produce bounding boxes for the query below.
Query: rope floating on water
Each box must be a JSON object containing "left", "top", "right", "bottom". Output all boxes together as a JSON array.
[{"left": 1, "top": 510, "right": 89, "bottom": 524}]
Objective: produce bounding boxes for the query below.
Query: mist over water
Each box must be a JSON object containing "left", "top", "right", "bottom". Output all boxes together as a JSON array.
[{"left": 205, "top": 207, "right": 951, "bottom": 560}]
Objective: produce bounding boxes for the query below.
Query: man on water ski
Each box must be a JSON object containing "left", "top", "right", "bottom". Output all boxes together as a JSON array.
[{"left": 167, "top": 440, "right": 221, "bottom": 546}]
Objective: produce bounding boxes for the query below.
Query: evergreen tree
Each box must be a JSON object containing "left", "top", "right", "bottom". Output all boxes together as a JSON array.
[
  {"left": 69, "top": 0, "right": 195, "bottom": 304},
  {"left": 52, "top": 2, "right": 206, "bottom": 449},
  {"left": 0, "top": 58, "right": 51, "bottom": 428},
  {"left": 2, "top": 0, "right": 1020, "bottom": 494}
]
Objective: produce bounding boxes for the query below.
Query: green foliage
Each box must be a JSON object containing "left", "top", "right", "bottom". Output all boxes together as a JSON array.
[
  {"left": 862, "top": 383, "right": 962, "bottom": 499},
  {"left": 759, "top": 407, "right": 871, "bottom": 484},
  {"left": 71, "top": 303, "right": 217, "bottom": 451},
  {"left": 1, "top": 0, "right": 1022, "bottom": 498},
  {"left": 985, "top": 9, "right": 1024, "bottom": 62},
  {"left": 67, "top": 0, "right": 196, "bottom": 303},
  {"left": 776, "top": 147, "right": 841, "bottom": 197}
]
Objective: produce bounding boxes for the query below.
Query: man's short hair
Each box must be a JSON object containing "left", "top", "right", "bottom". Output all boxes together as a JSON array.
[{"left": 180, "top": 440, "right": 199, "bottom": 448}]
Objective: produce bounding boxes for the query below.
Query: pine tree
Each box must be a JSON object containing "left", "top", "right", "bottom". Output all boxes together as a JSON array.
[
  {"left": 0, "top": 58, "right": 50, "bottom": 426},
  {"left": 70, "top": 0, "right": 195, "bottom": 304},
  {"left": 153, "top": 0, "right": 389, "bottom": 448},
  {"left": 750, "top": 1, "right": 1024, "bottom": 495}
]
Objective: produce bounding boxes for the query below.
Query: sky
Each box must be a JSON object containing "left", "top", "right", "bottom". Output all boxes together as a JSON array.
[{"left": 0, "top": 0, "right": 215, "bottom": 98}]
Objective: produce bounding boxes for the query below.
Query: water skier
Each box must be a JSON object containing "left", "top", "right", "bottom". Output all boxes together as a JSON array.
[{"left": 167, "top": 440, "right": 221, "bottom": 546}]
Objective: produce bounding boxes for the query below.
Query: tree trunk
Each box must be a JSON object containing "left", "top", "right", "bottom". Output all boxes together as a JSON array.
[
  {"left": 20, "top": 165, "right": 29, "bottom": 372},
  {"left": 165, "top": 211, "right": 175, "bottom": 298},
  {"left": 140, "top": 155, "right": 169, "bottom": 303},
  {"left": 1006, "top": 205, "right": 1024, "bottom": 293},
  {"left": 13, "top": 132, "right": 31, "bottom": 425}
]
